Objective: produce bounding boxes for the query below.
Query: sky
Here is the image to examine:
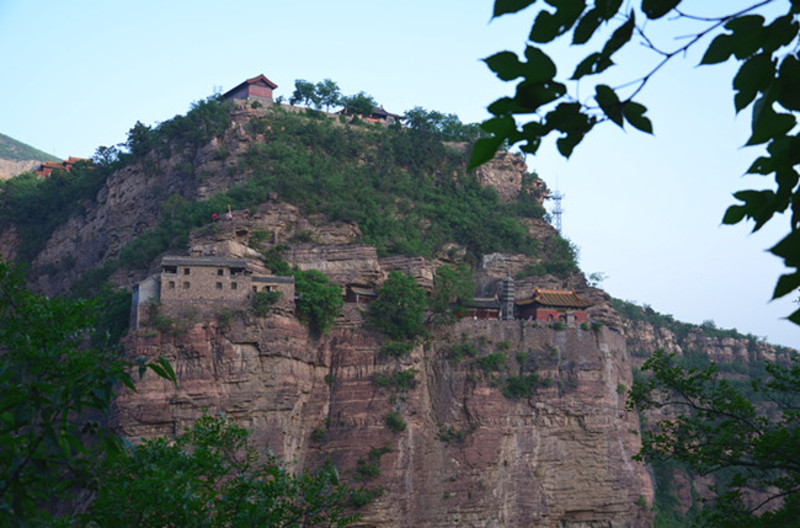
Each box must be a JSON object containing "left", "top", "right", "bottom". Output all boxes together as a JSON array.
[{"left": 1, "top": 0, "right": 796, "bottom": 348}]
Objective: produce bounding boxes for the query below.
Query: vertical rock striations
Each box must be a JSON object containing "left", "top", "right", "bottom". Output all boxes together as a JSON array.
[{"left": 117, "top": 315, "right": 652, "bottom": 527}]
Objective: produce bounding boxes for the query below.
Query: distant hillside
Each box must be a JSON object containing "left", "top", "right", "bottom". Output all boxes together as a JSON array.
[
  {"left": 0, "top": 133, "right": 59, "bottom": 180},
  {"left": 0, "top": 133, "right": 58, "bottom": 162}
]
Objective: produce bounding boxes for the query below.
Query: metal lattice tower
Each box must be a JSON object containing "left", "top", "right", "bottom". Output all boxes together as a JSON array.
[{"left": 550, "top": 190, "right": 564, "bottom": 234}]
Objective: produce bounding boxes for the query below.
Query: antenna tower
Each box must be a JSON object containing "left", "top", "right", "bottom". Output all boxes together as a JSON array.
[{"left": 550, "top": 190, "right": 564, "bottom": 234}]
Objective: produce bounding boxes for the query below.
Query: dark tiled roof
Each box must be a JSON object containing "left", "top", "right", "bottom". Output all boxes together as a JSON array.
[
  {"left": 161, "top": 255, "right": 247, "bottom": 268},
  {"left": 516, "top": 289, "right": 592, "bottom": 309},
  {"left": 253, "top": 275, "right": 295, "bottom": 284},
  {"left": 222, "top": 74, "right": 277, "bottom": 98},
  {"left": 463, "top": 297, "right": 500, "bottom": 309},
  {"left": 348, "top": 286, "right": 376, "bottom": 296}
]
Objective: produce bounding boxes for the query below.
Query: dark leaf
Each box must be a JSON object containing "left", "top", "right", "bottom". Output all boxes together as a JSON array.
[
  {"left": 481, "top": 114, "right": 517, "bottom": 136},
  {"left": 746, "top": 156, "right": 774, "bottom": 175},
  {"left": 494, "top": 0, "right": 539, "bottom": 17},
  {"left": 484, "top": 51, "right": 524, "bottom": 81},
  {"left": 700, "top": 34, "right": 734, "bottom": 65},
  {"left": 601, "top": 11, "right": 635, "bottom": 56},
  {"left": 469, "top": 136, "right": 506, "bottom": 169},
  {"left": 641, "top": 0, "right": 680, "bottom": 20},
  {"left": 515, "top": 80, "right": 567, "bottom": 111},
  {"left": 773, "top": 271, "right": 800, "bottom": 299},
  {"left": 488, "top": 97, "right": 525, "bottom": 116},
  {"left": 788, "top": 307, "right": 800, "bottom": 326},
  {"left": 732, "top": 189, "right": 778, "bottom": 231},
  {"left": 573, "top": 9, "right": 602, "bottom": 44},
  {"left": 771, "top": 229, "right": 800, "bottom": 264},
  {"left": 732, "top": 53, "right": 775, "bottom": 113},
  {"left": 623, "top": 101, "right": 653, "bottom": 133},
  {"left": 529, "top": 0, "right": 586, "bottom": 43},
  {"left": 157, "top": 356, "right": 177, "bottom": 385},
  {"left": 775, "top": 168, "right": 799, "bottom": 200},
  {"left": 545, "top": 103, "right": 595, "bottom": 157},
  {"left": 721, "top": 204, "right": 747, "bottom": 225},
  {"left": 523, "top": 46, "right": 558, "bottom": 82},
  {"left": 595, "top": 84, "right": 624, "bottom": 127},
  {"left": 595, "top": 0, "right": 622, "bottom": 19},
  {"left": 520, "top": 121, "right": 545, "bottom": 154},
  {"left": 776, "top": 54, "right": 800, "bottom": 111},
  {"left": 747, "top": 98, "right": 796, "bottom": 146},
  {"left": 726, "top": 15, "right": 765, "bottom": 60},
  {"left": 146, "top": 362, "right": 170, "bottom": 381},
  {"left": 572, "top": 52, "right": 614, "bottom": 79},
  {"left": 762, "top": 15, "right": 799, "bottom": 53}
]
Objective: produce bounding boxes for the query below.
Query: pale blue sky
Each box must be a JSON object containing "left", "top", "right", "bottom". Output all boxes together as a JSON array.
[{"left": 1, "top": 0, "right": 796, "bottom": 347}]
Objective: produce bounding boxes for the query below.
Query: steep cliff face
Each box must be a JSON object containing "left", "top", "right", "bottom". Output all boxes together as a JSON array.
[
  {"left": 118, "top": 315, "right": 652, "bottom": 528},
  {"left": 0, "top": 159, "right": 39, "bottom": 180}
]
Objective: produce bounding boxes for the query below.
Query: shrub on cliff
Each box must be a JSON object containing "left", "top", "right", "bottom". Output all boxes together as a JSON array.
[
  {"left": 252, "top": 289, "right": 282, "bottom": 317},
  {"left": 293, "top": 269, "right": 343, "bottom": 334},
  {"left": 368, "top": 271, "right": 428, "bottom": 341}
]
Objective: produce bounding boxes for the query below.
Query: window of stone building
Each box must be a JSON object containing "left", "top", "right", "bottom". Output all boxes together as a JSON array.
[
  {"left": 231, "top": 282, "right": 237, "bottom": 290},
  {"left": 163, "top": 265, "right": 177, "bottom": 274},
  {"left": 216, "top": 282, "right": 223, "bottom": 290},
  {"left": 252, "top": 286, "right": 258, "bottom": 293},
  {"left": 230, "top": 267, "right": 245, "bottom": 276},
  {"left": 263, "top": 286, "right": 272, "bottom": 292},
  {"left": 217, "top": 269, "right": 224, "bottom": 276},
  {"left": 184, "top": 268, "right": 191, "bottom": 275},
  {"left": 168, "top": 281, "right": 175, "bottom": 289},
  {"left": 183, "top": 282, "right": 190, "bottom": 289}
]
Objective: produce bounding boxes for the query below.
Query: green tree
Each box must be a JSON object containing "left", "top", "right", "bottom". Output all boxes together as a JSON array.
[
  {"left": 290, "top": 79, "right": 320, "bottom": 108},
  {"left": 629, "top": 350, "right": 800, "bottom": 526},
  {"left": 341, "top": 91, "right": 377, "bottom": 116},
  {"left": 85, "top": 415, "right": 362, "bottom": 527},
  {"left": 472, "top": 0, "right": 800, "bottom": 323},
  {"left": 403, "top": 107, "right": 481, "bottom": 141},
  {"left": 368, "top": 271, "right": 428, "bottom": 340},
  {"left": 0, "top": 260, "right": 175, "bottom": 525},
  {"left": 293, "top": 269, "right": 344, "bottom": 334},
  {"left": 429, "top": 264, "right": 475, "bottom": 321},
  {"left": 125, "top": 120, "right": 154, "bottom": 158},
  {"left": 315, "top": 79, "right": 342, "bottom": 112}
]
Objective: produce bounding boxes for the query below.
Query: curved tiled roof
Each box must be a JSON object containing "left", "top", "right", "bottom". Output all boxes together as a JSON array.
[{"left": 516, "top": 288, "right": 592, "bottom": 309}]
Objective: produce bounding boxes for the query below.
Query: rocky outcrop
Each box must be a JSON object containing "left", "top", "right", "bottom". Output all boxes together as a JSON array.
[
  {"left": 117, "top": 314, "right": 652, "bottom": 528},
  {"left": 289, "top": 244, "right": 383, "bottom": 286},
  {"left": 473, "top": 151, "right": 547, "bottom": 204},
  {"left": 0, "top": 159, "right": 39, "bottom": 180},
  {"left": 0, "top": 225, "right": 20, "bottom": 261}
]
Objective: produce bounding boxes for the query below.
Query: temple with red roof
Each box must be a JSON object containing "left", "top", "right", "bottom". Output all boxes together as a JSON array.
[
  {"left": 515, "top": 288, "right": 593, "bottom": 324},
  {"left": 35, "top": 156, "right": 89, "bottom": 178}
]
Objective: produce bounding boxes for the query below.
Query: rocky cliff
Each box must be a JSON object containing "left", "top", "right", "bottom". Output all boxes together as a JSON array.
[
  {"left": 0, "top": 159, "right": 39, "bottom": 180},
  {"left": 118, "top": 314, "right": 652, "bottom": 527}
]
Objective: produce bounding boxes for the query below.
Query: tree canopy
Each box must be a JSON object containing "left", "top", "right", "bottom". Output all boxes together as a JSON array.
[
  {"left": 472, "top": 0, "right": 800, "bottom": 323},
  {"left": 0, "top": 260, "right": 175, "bottom": 524},
  {"left": 293, "top": 268, "right": 344, "bottom": 335},
  {"left": 368, "top": 271, "right": 428, "bottom": 341},
  {"left": 86, "top": 415, "right": 363, "bottom": 527},
  {"left": 629, "top": 350, "right": 800, "bottom": 526}
]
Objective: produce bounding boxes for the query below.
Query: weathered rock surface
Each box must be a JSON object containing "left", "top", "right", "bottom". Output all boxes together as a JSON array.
[
  {"left": 473, "top": 151, "right": 547, "bottom": 204},
  {"left": 0, "top": 159, "right": 40, "bottom": 180},
  {"left": 118, "top": 315, "right": 653, "bottom": 528}
]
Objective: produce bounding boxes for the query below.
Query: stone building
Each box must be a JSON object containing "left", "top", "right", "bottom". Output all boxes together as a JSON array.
[
  {"left": 131, "top": 255, "right": 294, "bottom": 328},
  {"left": 222, "top": 74, "right": 278, "bottom": 104}
]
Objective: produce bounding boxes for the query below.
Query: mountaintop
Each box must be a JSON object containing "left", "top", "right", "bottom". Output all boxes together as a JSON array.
[
  {"left": 0, "top": 132, "right": 59, "bottom": 180},
  {"left": 0, "top": 95, "right": 795, "bottom": 527}
]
